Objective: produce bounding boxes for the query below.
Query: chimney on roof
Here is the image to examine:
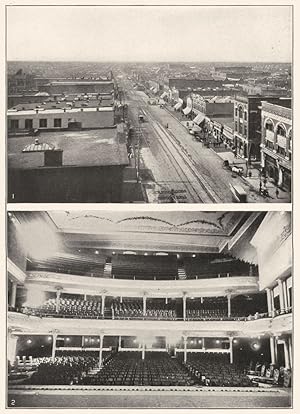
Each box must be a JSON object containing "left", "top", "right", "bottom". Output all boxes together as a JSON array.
[{"left": 44, "top": 149, "right": 63, "bottom": 167}]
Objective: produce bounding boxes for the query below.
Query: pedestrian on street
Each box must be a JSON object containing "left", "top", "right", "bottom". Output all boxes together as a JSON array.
[{"left": 276, "top": 188, "right": 280, "bottom": 198}]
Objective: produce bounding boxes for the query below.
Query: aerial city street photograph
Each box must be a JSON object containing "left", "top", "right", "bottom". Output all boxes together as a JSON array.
[{"left": 7, "top": 5, "right": 292, "bottom": 203}]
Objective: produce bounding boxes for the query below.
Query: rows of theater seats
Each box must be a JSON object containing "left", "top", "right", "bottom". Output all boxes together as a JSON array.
[
  {"left": 183, "top": 353, "right": 254, "bottom": 387},
  {"left": 248, "top": 361, "right": 292, "bottom": 387},
  {"left": 112, "top": 255, "right": 178, "bottom": 280},
  {"left": 27, "top": 352, "right": 100, "bottom": 385},
  {"left": 20, "top": 296, "right": 266, "bottom": 321},
  {"left": 27, "top": 252, "right": 106, "bottom": 278},
  {"left": 16, "top": 351, "right": 291, "bottom": 388},
  {"left": 26, "top": 253, "right": 258, "bottom": 281},
  {"left": 22, "top": 298, "right": 110, "bottom": 319},
  {"left": 112, "top": 299, "right": 177, "bottom": 320},
  {"left": 186, "top": 296, "right": 267, "bottom": 321},
  {"left": 186, "top": 308, "right": 227, "bottom": 320},
  {"left": 186, "top": 300, "right": 227, "bottom": 320},
  {"left": 183, "top": 256, "right": 258, "bottom": 279},
  {"left": 82, "top": 352, "right": 195, "bottom": 386}
]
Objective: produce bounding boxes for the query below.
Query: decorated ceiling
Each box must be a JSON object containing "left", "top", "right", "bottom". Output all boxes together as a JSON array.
[{"left": 49, "top": 211, "right": 248, "bottom": 237}]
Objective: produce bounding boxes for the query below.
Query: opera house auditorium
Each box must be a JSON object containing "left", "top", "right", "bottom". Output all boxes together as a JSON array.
[{"left": 7, "top": 210, "right": 292, "bottom": 408}]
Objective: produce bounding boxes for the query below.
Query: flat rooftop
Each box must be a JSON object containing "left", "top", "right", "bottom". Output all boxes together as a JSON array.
[
  {"left": 48, "top": 81, "right": 114, "bottom": 86},
  {"left": 210, "top": 117, "right": 234, "bottom": 129},
  {"left": 9, "top": 97, "right": 114, "bottom": 111},
  {"left": 8, "top": 106, "right": 114, "bottom": 116},
  {"left": 8, "top": 129, "right": 129, "bottom": 170}
]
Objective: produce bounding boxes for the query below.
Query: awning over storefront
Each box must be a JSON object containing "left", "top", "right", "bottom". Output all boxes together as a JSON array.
[
  {"left": 160, "top": 91, "right": 168, "bottom": 99},
  {"left": 150, "top": 86, "right": 155, "bottom": 91},
  {"left": 183, "top": 106, "right": 192, "bottom": 115},
  {"left": 193, "top": 112, "right": 206, "bottom": 125},
  {"left": 174, "top": 98, "right": 183, "bottom": 110},
  {"left": 192, "top": 124, "right": 202, "bottom": 133}
]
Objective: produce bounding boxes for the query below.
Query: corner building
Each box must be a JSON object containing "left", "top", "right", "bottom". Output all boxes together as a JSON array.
[{"left": 260, "top": 101, "right": 292, "bottom": 191}]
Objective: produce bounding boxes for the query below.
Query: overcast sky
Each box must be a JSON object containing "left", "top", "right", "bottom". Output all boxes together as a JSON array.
[{"left": 7, "top": 5, "right": 292, "bottom": 62}]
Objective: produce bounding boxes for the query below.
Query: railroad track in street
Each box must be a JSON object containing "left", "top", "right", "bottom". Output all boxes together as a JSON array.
[
  {"left": 124, "top": 86, "right": 221, "bottom": 203},
  {"left": 142, "top": 107, "right": 221, "bottom": 203},
  {"left": 129, "top": 105, "right": 203, "bottom": 202}
]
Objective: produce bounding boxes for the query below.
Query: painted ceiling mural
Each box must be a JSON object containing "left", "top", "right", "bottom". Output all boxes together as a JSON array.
[{"left": 49, "top": 211, "right": 246, "bottom": 236}]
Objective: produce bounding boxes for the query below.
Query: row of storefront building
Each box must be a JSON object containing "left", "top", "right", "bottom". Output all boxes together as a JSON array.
[{"left": 148, "top": 80, "right": 292, "bottom": 191}]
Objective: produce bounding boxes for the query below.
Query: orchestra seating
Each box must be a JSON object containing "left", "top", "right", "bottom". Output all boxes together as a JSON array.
[
  {"left": 112, "top": 255, "right": 178, "bottom": 280},
  {"left": 81, "top": 351, "right": 195, "bottom": 386},
  {"left": 28, "top": 353, "right": 99, "bottom": 385},
  {"left": 183, "top": 255, "right": 258, "bottom": 279},
  {"left": 112, "top": 299, "right": 177, "bottom": 320},
  {"left": 183, "top": 353, "right": 254, "bottom": 387}
]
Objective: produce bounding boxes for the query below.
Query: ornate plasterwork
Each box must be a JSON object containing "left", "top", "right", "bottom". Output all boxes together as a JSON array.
[{"left": 50, "top": 212, "right": 244, "bottom": 236}]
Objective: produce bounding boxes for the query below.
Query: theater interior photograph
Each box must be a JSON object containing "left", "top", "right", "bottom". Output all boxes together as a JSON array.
[{"left": 7, "top": 210, "right": 292, "bottom": 408}]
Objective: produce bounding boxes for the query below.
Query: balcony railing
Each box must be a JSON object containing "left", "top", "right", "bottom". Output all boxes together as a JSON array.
[{"left": 9, "top": 307, "right": 271, "bottom": 322}]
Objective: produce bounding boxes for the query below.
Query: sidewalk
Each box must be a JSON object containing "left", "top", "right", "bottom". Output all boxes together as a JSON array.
[
  {"left": 211, "top": 146, "right": 290, "bottom": 202},
  {"left": 165, "top": 104, "right": 291, "bottom": 203}
]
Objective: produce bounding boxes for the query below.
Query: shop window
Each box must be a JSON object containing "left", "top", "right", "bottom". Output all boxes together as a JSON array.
[
  {"left": 268, "top": 165, "right": 275, "bottom": 178},
  {"left": 25, "top": 119, "right": 33, "bottom": 129},
  {"left": 10, "top": 119, "right": 19, "bottom": 130},
  {"left": 39, "top": 119, "right": 47, "bottom": 128},
  {"left": 54, "top": 118, "right": 62, "bottom": 128}
]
